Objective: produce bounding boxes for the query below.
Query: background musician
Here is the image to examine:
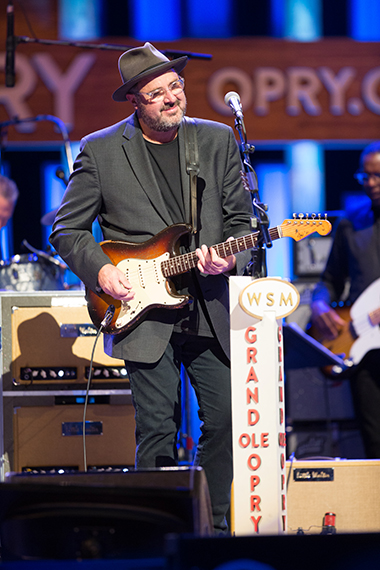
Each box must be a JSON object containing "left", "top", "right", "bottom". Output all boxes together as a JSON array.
[
  {"left": 310, "top": 141, "right": 380, "bottom": 458},
  {"left": 0, "top": 174, "right": 18, "bottom": 233}
]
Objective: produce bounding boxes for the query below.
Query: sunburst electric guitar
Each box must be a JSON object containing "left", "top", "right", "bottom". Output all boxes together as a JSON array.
[{"left": 87, "top": 215, "right": 332, "bottom": 335}]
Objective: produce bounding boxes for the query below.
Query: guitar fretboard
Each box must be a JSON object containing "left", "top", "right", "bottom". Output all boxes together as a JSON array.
[{"left": 161, "top": 226, "right": 281, "bottom": 278}]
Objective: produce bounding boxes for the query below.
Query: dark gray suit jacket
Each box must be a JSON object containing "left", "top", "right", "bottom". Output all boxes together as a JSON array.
[{"left": 50, "top": 114, "right": 253, "bottom": 363}]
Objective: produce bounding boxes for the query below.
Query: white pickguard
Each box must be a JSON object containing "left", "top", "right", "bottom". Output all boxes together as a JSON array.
[
  {"left": 349, "top": 277, "right": 380, "bottom": 364},
  {"left": 114, "top": 252, "right": 188, "bottom": 331}
]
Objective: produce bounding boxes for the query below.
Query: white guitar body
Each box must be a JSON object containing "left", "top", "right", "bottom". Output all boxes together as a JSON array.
[
  {"left": 349, "top": 277, "right": 380, "bottom": 364},
  {"left": 114, "top": 253, "right": 189, "bottom": 331}
]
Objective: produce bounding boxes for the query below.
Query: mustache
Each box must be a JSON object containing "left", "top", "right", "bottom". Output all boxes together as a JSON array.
[{"left": 161, "top": 100, "right": 181, "bottom": 111}]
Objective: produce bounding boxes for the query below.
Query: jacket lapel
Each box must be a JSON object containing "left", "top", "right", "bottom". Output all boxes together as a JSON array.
[{"left": 121, "top": 115, "right": 173, "bottom": 228}]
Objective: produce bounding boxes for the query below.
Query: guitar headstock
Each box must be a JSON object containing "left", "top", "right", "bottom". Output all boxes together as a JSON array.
[{"left": 280, "top": 213, "right": 332, "bottom": 241}]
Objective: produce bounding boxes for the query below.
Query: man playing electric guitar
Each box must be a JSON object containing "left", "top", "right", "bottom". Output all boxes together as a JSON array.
[
  {"left": 310, "top": 142, "right": 380, "bottom": 459},
  {"left": 50, "top": 43, "right": 254, "bottom": 535}
]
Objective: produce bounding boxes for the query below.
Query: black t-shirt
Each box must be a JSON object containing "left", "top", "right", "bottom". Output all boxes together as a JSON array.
[
  {"left": 145, "top": 138, "right": 184, "bottom": 224},
  {"left": 145, "top": 137, "right": 214, "bottom": 337}
]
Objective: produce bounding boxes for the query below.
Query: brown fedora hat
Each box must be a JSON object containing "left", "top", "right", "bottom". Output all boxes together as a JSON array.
[{"left": 112, "top": 42, "right": 188, "bottom": 102}]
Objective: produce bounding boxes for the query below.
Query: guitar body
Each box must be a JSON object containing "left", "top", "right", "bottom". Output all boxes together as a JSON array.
[
  {"left": 350, "top": 277, "right": 380, "bottom": 364},
  {"left": 309, "top": 306, "right": 354, "bottom": 377},
  {"left": 86, "top": 223, "right": 193, "bottom": 334},
  {"left": 309, "top": 277, "right": 380, "bottom": 377}
]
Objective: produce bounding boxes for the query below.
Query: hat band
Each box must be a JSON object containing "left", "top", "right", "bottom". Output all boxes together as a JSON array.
[{"left": 125, "top": 60, "right": 176, "bottom": 89}]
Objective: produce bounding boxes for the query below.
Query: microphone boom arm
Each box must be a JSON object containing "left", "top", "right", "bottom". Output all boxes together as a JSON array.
[{"left": 11, "top": 34, "right": 213, "bottom": 59}]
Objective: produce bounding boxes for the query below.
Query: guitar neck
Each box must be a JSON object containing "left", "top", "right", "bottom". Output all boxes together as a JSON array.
[{"left": 162, "top": 226, "right": 281, "bottom": 278}]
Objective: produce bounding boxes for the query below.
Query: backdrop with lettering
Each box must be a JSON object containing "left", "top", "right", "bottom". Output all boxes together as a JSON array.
[{"left": 1, "top": 38, "right": 379, "bottom": 142}]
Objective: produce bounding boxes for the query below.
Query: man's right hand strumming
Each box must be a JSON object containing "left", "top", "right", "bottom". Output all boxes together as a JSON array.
[
  {"left": 97, "top": 263, "right": 135, "bottom": 301},
  {"left": 310, "top": 299, "right": 346, "bottom": 341}
]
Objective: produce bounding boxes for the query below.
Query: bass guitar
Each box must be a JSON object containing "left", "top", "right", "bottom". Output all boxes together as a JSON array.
[
  {"left": 87, "top": 215, "right": 332, "bottom": 335},
  {"left": 309, "top": 277, "right": 380, "bottom": 377}
]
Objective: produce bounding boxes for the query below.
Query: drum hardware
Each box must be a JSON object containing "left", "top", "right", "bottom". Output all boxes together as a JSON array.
[
  {"left": 21, "top": 239, "right": 66, "bottom": 270},
  {"left": 40, "top": 166, "right": 68, "bottom": 226},
  {"left": 0, "top": 241, "right": 67, "bottom": 292}
]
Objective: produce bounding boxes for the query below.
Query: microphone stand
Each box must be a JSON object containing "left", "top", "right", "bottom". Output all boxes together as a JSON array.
[
  {"left": 8, "top": 35, "right": 212, "bottom": 60},
  {"left": 4, "top": 3, "right": 212, "bottom": 170},
  {"left": 4, "top": 0, "right": 211, "bottom": 85},
  {"left": 4, "top": 9, "right": 211, "bottom": 172},
  {"left": 0, "top": 114, "right": 74, "bottom": 174},
  {"left": 232, "top": 111, "right": 272, "bottom": 279}
]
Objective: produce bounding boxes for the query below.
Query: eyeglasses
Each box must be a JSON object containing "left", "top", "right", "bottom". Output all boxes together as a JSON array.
[
  {"left": 354, "top": 171, "right": 380, "bottom": 185},
  {"left": 136, "top": 77, "right": 185, "bottom": 103}
]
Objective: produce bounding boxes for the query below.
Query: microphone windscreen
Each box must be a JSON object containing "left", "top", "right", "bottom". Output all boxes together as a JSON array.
[{"left": 224, "top": 91, "right": 240, "bottom": 106}]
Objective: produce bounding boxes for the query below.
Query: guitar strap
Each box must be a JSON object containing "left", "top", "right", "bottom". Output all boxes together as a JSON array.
[
  {"left": 183, "top": 117, "right": 199, "bottom": 234},
  {"left": 102, "top": 118, "right": 199, "bottom": 237}
]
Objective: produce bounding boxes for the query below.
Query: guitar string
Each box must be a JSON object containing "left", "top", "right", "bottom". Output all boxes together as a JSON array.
[
  {"left": 352, "top": 313, "right": 377, "bottom": 335},
  {"left": 115, "top": 222, "right": 327, "bottom": 285}
]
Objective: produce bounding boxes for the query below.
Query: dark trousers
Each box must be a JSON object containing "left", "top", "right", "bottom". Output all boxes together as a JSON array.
[
  {"left": 125, "top": 332, "right": 232, "bottom": 534},
  {"left": 350, "top": 349, "right": 380, "bottom": 458}
]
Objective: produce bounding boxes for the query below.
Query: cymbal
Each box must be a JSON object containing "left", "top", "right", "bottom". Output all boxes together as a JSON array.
[{"left": 40, "top": 208, "right": 58, "bottom": 226}]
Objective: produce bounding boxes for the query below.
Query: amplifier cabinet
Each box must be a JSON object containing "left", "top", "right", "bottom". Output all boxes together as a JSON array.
[
  {"left": 0, "top": 292, "right": 131, "bottom": 479},
  {"left": 286, "top": 459, "right": 380, "bottom": 534},
  {"left": 0, "top": 291, "right": 127, "bottom": 388},
  {"left": 13, "top": 404, "right": 136, "bottom": 472}
]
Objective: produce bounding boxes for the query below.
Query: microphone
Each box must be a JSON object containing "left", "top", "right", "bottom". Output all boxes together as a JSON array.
[
  {"left": 100, "top": 304, "right": 115, "bottom": 329},
  {"left": 5, "top": 0, "right": 15, "bottom": 88},
  {"left": 55, "top": 167, "right": 68, "bottom": 186},
  {"left": 224, "top": 91, "right": 243, "bottom": 121}
]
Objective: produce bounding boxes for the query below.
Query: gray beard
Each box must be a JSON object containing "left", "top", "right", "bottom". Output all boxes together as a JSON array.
[{"left": 138, "top": 100, "right": 187, "bottom": 132}]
